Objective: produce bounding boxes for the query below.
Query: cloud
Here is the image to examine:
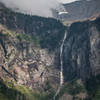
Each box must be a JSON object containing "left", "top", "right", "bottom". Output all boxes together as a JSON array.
[
  {"left": 0, "top": 0, "right": 60, "bottom": 17},
  {"left": 0, "top": 0, "right": 79, "bottom": 17}
]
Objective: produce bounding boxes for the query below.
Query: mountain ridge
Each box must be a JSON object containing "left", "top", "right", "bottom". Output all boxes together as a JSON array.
[{"left": 53, "top": 0, "right": 100, "bottom": 23}]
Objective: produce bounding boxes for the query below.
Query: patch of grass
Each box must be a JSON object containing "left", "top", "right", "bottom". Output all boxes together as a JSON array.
[
  {"left": 0, "top": 78, "right": 54, "bottom": 100},
  {"left": 16, "top": 33, "right": 40, "bottom": 47},
  {"left": 0, "top": 93, "right": 8, "bottom": 100},
  {"left": 0, "top": 26, "right": 40, "bottom": 47},
  {"left": 16, "top": 33, "right": 32, "bottom": 41}
]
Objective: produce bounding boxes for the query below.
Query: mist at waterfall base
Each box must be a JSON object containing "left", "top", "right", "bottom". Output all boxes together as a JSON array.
[{"left": 0, "top": 0, "right": 79, "bottom": 17}]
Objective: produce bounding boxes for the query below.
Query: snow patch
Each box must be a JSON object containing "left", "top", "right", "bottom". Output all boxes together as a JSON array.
[{"left": 59, "top": 11, "right": 68, "bottom": 15}]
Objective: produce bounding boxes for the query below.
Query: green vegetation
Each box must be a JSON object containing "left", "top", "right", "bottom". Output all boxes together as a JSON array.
[
  {"left": 0, "top": 78, "right": 55, "bottom": 100},
  {"left": 16, "top": 33, "right": 40, "bottom": 47},
  {"left": 0, "top": 93, "right": 8, "bottom": 100},
  {"left": 92, "top": 87, "right": 100, "bottom": 100},
  {"left": 0, "top": 7, "right": 66, "bottom": 50},
  {"left": 55, "top": 79, "right": 87, "bottom": 100},
  {"left": 0, "top": 24, "right": 65, "bottom": 50},
  {"left": 85, "top": 75, "right": 100, "bottom": 100},
  {"left": 0, "top": 25, "right": 40, "bottom": 47}
]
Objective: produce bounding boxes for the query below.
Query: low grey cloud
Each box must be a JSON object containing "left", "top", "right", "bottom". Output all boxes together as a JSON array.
[{"left": 0, "top": 0, "right": 79, "bottom": 17}]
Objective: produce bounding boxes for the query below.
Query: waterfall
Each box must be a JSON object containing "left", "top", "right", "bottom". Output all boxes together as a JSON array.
[
  {"left": 60, "top": 31, "right": 67, "bottom": 85},
  {"left": 53, "top": 31, "right": 67, "bottom": 100}
]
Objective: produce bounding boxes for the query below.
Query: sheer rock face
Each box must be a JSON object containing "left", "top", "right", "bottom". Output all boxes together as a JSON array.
[
  {"left": 0, "top": 32, "right": 59, "bottom": 90},
  {"left": 63, "top": 18, "right": 100, "bottom": 82},
  {"left": 0, "top": 3, "right": 66, "bottom": 90}
]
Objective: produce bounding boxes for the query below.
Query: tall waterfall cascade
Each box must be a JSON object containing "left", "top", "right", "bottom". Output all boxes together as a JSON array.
[
  {"left": 60, "top": 31, "right": 67, "bottom": 85},
  {"left": 54, "top": 31, "right": 67, "bottom": 99}
]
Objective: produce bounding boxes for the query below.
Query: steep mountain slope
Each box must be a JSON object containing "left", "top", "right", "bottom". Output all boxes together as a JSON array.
[
  {"left": 0, "top": 3, "right": 66, "bottom": 100},
  {"left": 0, "top": 2, "right": 100, "bottom": 100},
  {"left": 63, "top": 17, "right": 100, "bottom": 81},
  {"left": 0, "top": 3, "right": 66, "bottom": 50},
  {"left": 54, "top": 0, "right": 100, "bottom": 22},
  {"left": 62, "top": 17, "right": 100, "bottom": 100}
]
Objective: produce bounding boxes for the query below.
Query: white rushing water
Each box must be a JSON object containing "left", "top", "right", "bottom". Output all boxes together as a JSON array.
[
  {"left": 60, "top": 31, "right": 67, "bottom": 85},
  {"left": 54, "top": 31, "right": 67, "bottom": 100}
]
